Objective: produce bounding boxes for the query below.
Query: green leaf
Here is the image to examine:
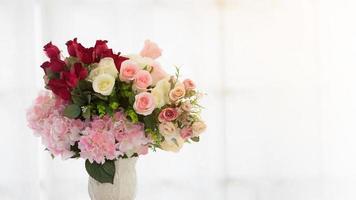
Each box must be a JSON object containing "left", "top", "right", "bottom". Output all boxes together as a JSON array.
[
  {"left": 191, "top": 137, "right": 200, "bottom": 142},
  {"left": 78, "top": 80, "right": 93, "bottom": 91},
  {"left": 63, "top": 104, "right": 81, "bottom": 119},
  {"left": 82, "top": 106, "right": 91, "bottom": 119},
  {"left": 72, "top": 95, "right": 87, "bottom": 106},
  {"left": 85, "top": 160, "right": 116, "bottom": 184}
]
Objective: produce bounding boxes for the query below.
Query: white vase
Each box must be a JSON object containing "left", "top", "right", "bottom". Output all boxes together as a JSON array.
[{"left": 88, "top": 158, "right": 138, "bottom": 200}]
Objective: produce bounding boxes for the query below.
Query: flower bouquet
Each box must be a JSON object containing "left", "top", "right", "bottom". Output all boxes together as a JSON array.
[{"left": 26, "top": 39, "right": 206, "bottom": 200}]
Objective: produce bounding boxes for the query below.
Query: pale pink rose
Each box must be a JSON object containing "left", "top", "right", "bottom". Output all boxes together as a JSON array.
[
  {"left": 150, "top": 62, "right": 168, "bottom": 85},
  {"left": 183, "top": 79, "right": 196, "bottom": 90},
  {"left": 169, "top": 83, "right": 186, "bottom": 102},
  {"left": 180, "top": 127, "right": 193, "bottom": 139},
  {"left": 158, "top": 108, "right": 179, "bottom": 122},
  {"left": 158, "top": 122, "right": 177, "bottom": 136},
  {"left": 180, "top": 101, "right": 192, "bottom": 112},
  {"left": 140, "top": 40, "right": 162, "bottom": 59},
  {"left": 133, "top": 92, "right": 156, "bottom": 116},
  {"left": 133, "top": 70, "right": 152, "bottom": 91},
  {"left": 119, "top": 60, "right": 139, "bottom": 82},
  {"left": 192, "top": 121, "right": 207, "bottom": 136}
]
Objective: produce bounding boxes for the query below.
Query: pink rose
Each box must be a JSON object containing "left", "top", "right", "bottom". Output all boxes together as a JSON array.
[
  {"left": 133, "top": 92, "right": 156, "bottom": 116},
  {"left": 140, "top": 40, "right": 162, "bottom": 59},
  {"left": 150, "top": 62, "right": 168, "bottom": 85},
  {"left": 180, "top": 101, "right": 192, "bottom": 112},
  {"left": 119, "top": 60, "right": 139, "bottom": 82},
  {"left": 180, "top": 127, "right": 193, "bottom": 139},
  {"left": 169, "top": 83, "right": 186, "bottom": 102},
  {"left": 183, "top": 79, "right": 196, "bottom": 90},
  {"left": 158, "top": 108, "right": 179, "bottom": 122},
  {"left": 133, "top": 70, "right": 153, "bottom": 91}
]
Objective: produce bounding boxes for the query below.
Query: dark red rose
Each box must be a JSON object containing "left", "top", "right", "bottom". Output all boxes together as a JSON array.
[
  {"left": 62, "top": 71, "right": 78, "bottom": 88},
  {"left": 112, "top": 53, "right": 128, "bottom": 71},
  {"left": 66, "top": 38, "right": 79, "bottom": 57},
  {"left": 73, "top": 63, "right": 88, "bottom": 80},
  {"left": 76, "top": 44, "right": 94, "bottom": 64},
  {"left": 40, "top": 61, "right": 50, "bottom": 73},
  {"left": 49, "top": 58, "right": 66, "bottom": 72},
  {"left": 47, "top": 79, "right": 71, "bottom": 100},
  {"left": 94, "top": 40, "right": 109, "bottom": 59},
  {"left": 43, "top": 42, "right": 60, "bottom": 59}
]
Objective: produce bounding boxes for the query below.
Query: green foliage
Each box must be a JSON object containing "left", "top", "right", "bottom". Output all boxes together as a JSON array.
[
  {"left": 126, "top": 109, "right": 138, "bottom": 123},
  {"left": 191, "top": 137, "right": 200, "bottom": 142},
  {"left": 85, "top": 160, "right": 116, "bottom": 184},
  {"left": 63, "top": 104, "right": 81, "bottom": 119},
  {"left": 70, "top": 142, "right": 80, "bottom": 158}
]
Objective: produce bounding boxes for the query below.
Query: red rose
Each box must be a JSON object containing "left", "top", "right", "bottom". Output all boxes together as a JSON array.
[
  {"left": 73, "top": 63, "right": 88, "bottom": 80},
  {"left": 62, "top": 71, "right": 78, "bottom": 88},
  {"left": 49, "top": 58, "right": 66, "bottom": 72},
  {"left": 47, "top": 79, "right": 71, "bottom": 100},
  {"left": 66, "top": 38, "right": 79, "bottom": 57},
  {"left": 40, "top": 61, "right": 50, "bottom": 73},
  {"left": 76, "top": 44, "right": 94, "bottom": 64},
  {"left": 43, "top": 42, "right": 60, "bottom": 59},
  {"left": 112, "top": 53, "right": 128, "bottom": 71},
  {"left": 94, "top": 40, "right": 110, "bottom": 59}
]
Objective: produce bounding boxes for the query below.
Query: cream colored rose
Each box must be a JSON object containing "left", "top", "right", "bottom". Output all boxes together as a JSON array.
[
  {"left": 159, "top": 122, "right": 177, "bottom": 136},
  {"left": 88, "top": 57, "right": 118, "bottom": 81},
  {"left": 169, "top": 83, "right": 186, "bottom": 102},
  {"left": 160, "top": 136, "right": 185, "bottom": 153},
  {"left": 127, "top": 54, "right": 155, "bottom": 68},
  {"left": 92, "top": 73, "right": 115, "bottom": 96},
  {"left": 151, "top": 77, "right": 171, "bottom": 108},
  {"left": 192, "top": 121, "right": 207, "bottom": 136}
]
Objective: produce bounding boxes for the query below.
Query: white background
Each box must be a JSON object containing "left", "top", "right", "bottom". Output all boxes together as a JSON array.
[{"left": 1, "top": 0, "right": 356, "bottom": 199}]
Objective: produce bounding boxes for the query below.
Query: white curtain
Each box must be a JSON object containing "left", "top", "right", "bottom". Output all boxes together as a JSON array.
[{"left": 1, "top": 0, "right": 356, "bottom": 199}]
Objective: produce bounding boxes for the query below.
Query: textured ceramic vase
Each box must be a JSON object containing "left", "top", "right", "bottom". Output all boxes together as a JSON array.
[{"left": 88, "top": 158, "right": 137, "bottom": 200}]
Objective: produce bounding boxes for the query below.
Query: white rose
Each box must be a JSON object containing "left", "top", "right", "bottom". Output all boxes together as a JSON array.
[
  {"left": 151, "top": 77, "right": 171, "bottom": 108},
  {"left": 160, "top": 135, "right": 184, "bottom": 153},
  {"left": 127, "top": 54, "right": 155, "bottom": 68},
  {"left": 159, "top": 122, "right": 177, "bottom": 136},
  {"left": 92, "top": 73, "right": 115, "bottom": 96},
  {"left": 192, "top": 121, "right": 207, "bottom": 136},
  {"left": 88, "top": 57, "right": 118, "bottom": 81}
]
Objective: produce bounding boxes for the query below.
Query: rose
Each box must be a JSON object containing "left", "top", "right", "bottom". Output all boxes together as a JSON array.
[
  {"left": 169, "top": 83, "right": 186, "bottom": 102},
  {"left": 133, "top": 92, "right": 156, "bottom": 116},
  {"left": 192, "top": 121, "right": 207, "bottom": 136},
  {"left": 88, "top": 57, "right": 118, "bottom": 81},
  {"left": 133, "top": 70, "right": 152, "bottom": 91},
  {"left": 140, "top": 40, "right": 162, "bottom": 59},
  {"left": 180, "top": 127, "right": 193, "bottom": 139},
  {"left": 119, "top": 60, "right": 139, "bottom": 82},
  {"left": 150, "top": 62, "right": 168, "bottom": 85},
  {"left": 47, "top": 79, "right": 71, "bottom": 100},
  {"left": 158, "top": 122, "right": 177, "bottom": 136},
  {"left": 180, "top": 101, "right": 192, "bottom": 112},
  {"left": 75, "top": 43, "right": 94, "bottom": 64},
  {"left": 66, "top": 38, "right": 79, "bottom": 57},
  {"left": 158, "top": 108, "right": 179, "bottom": 122},
  {"left": 151, "top": 77, "right": 171, "bottom": 108},
  {"left": 92, "top": 73, "right": 115, "bottom": 96},
  {"left": 43, "top": 42, "right": 60, "bottom": 59},
  {"left": 160, "top": 136, "right": 184, "bottom": 152},
  {"left": 183, "top": 79, "right": 196, "bottom": 90}
]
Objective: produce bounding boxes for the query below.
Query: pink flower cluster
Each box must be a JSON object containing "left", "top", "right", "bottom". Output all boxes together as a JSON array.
[
  {"left": 27, "top": 91, "right": 151, "bottom": 163},
  {"left": 79, "top": 112, "right": 150, "bottom": 164},
  {"left": 27, "top": 91, "right": 84, "bottom": 159}
]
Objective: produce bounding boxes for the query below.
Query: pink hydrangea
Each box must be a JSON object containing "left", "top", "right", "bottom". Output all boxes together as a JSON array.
[
  {"left": 27, "top": 91, "right": 85, "bottom": 159},
  {"left": 78, "top": 129, "right": 117, "bottom": 164}
]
